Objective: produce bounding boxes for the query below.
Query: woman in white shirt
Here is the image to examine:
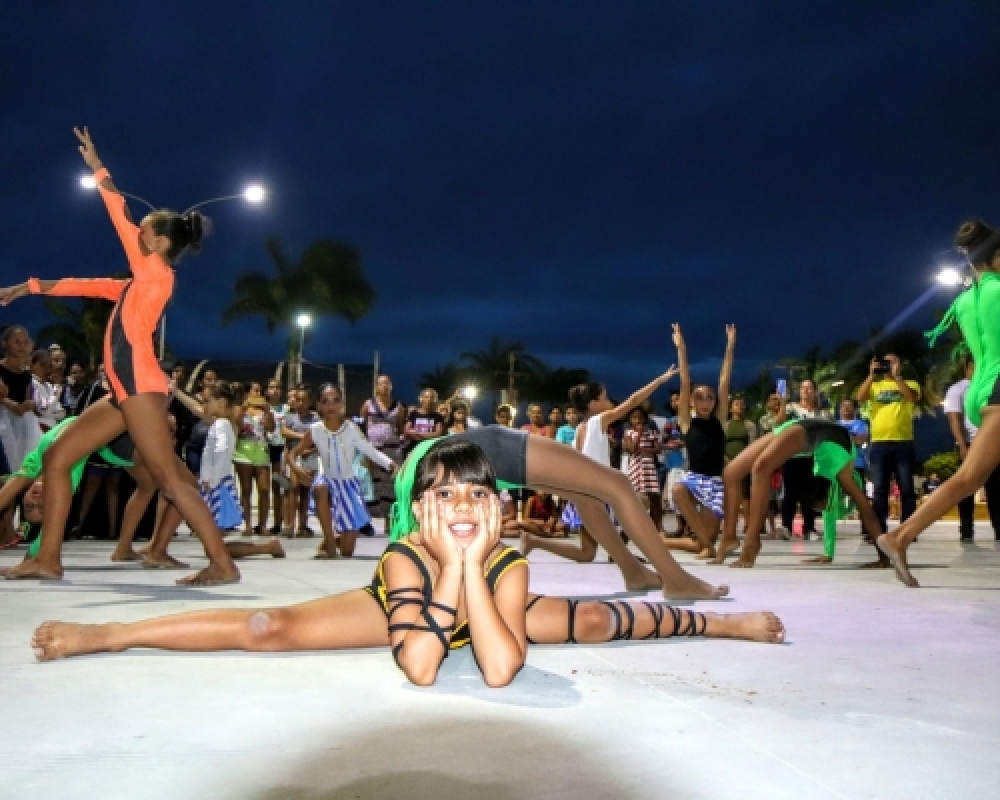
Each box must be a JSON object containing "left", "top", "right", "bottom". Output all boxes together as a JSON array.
[{"left": 290, "top": 384, "right": 397, "bottom": 558}]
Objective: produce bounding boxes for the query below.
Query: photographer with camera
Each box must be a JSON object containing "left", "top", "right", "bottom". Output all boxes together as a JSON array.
[{"left": 856, "top": 353, "right": 920, "bottom": 548}]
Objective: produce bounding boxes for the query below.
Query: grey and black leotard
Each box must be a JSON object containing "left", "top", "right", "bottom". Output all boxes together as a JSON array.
[{"left": 448, "top": 425, "right": 529, "bottom": 487}]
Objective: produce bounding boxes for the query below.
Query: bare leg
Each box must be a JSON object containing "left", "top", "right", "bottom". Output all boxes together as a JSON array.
[
  {"left": 730, "top": 430, "right": 806, "bottom": 569},
  {"left": 880, "top": 408, "right": 1000, "bottom": 587},
  {"left": 112, "top": 465, "right": 156, "bottom": 562},
  {"left": 521, "top": 526, "right": 599, "bottom": 563},
  {"left": 311, "top": 483, "right": 338, "bottom": 559},
  {"left": 709, "top": 435, "right": 775, "bottom": 565},
  {"left": 3, "top": 399, "right": 127, "bottom": 579},
  {"left": 120, "top": 394, "right": 239, "bottom": 587},
  {"left": 670, "top": 484, "right": 721, "bottom": 558},
  {"left": 254, "top": 466, "right": 270, "bottom": 534},
  {"left": 226, "top": 538, "right": 285, "bottom": 559},
  {"left": 32, "top": 589, "right": 388, "bottom": 661},
  {"left": 525, "top": 437, "right": 727, "bottom": 600},
  {"left": 104, "top": 470, "right": 121, "bottom": 542},
  {"left": 234, "top": 462, "right": 254, "bottom": 536},
  {"left": 648, "top": 492, "right": 663, "bottom": 532},
  {"left": 338, "top": 531, "right": 359, "bottom": 557},
  {"left": 524, "top": 595, "right": 785, "bottom": 645},
  {"left": 539, "top": 489, "right": 659, "bottom": 590}
]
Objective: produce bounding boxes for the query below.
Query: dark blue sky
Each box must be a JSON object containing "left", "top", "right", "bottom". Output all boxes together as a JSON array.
[{"left": 3, "top": 2, "right": 1000, "bottom": 403}]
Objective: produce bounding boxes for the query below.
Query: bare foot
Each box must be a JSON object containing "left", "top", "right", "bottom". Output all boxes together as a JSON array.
[
  {"left": 32, "top": 620, "right": 117, "bottom": 661},
  {"left": 661, "top": 574, "right": 729, "bottom": 601},
  {"left": 706, "top": 611, "right": 785, "bottom": 643},
  {"left": 624, "top": 566, "right": 662, "bottom": 592},
  {"left": 801, "top": 555, "right": 833, "bottom": 564},
  {"left": 730, "top": 540, "right": 761, "bottom": 569},
  {"left": 110, "top": 549, "right": 142, "bottom": 563},
  {"left": 707, "top": 538, "right": 740, "bottom": 565},
  {"left": 2, "top": 558, "right": 63, "bottom": 580},
  {"left": 176, "top": 564, "right": 240, "bottom": 586},
  {"left": 859, "top": 554, "right": 891, "bottom": 569},
  {"left": 267, "top": 539, "right": 286, "bottom": 558},
  {"left": 142, "top": 553, "right": 190, "bottom": 570},
  {"left": 877, "top": 533, "right": 918, "bottom": 587}
]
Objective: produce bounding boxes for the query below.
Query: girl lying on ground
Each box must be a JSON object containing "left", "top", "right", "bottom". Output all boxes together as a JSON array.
[{"left": 32, "top": 438, "right": 784, "bottom": 685}]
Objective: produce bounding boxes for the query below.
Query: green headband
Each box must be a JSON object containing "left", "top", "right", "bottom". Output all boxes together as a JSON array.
[{"left": 388, "top": 439, "right": 440, "bottom": 542}]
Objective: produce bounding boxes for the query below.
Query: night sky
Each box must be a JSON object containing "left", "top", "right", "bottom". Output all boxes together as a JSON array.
[{"left": 3, "top": 2, "right": 1000, "bottom": 405}]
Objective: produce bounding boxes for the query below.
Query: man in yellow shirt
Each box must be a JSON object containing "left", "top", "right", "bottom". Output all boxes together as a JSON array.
[{"left": 856, "top": 353, "right": 921, "bottom": 541}]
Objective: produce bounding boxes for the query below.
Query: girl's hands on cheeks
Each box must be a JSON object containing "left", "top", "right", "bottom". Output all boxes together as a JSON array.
[
  {"left": 419, "top": 492, "right": 463, "bottom": 569},
  {"left": 464, "top": 494, "right": 502, "bottom": 568}
]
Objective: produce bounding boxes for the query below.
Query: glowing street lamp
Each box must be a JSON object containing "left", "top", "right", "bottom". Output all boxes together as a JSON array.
[
  {"left": 80, "top": 174, "right": 97, "bottom": 190},
  {"left": 294, "top": 314, "right": 312, "bottom": 385},
  {"left": 461, "top": 386, "right": 478, "bottom": 400},
  {"left": 936, "top": 267, "right": 964, "bottom": 288}
]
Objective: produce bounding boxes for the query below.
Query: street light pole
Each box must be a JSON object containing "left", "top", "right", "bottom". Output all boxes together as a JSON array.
[{"left": 295, "top": 313, "right": 312, "bottom": 386}]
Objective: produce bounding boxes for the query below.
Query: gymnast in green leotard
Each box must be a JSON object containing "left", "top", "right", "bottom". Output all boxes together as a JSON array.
[{"left": 879, "top": 218, "right": 1000, "bottom": 587}]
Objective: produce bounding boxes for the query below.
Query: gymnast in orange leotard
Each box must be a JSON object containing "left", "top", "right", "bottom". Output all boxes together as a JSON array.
[{"left": 0, "top": 127, "right": 239, "bottom": 586}]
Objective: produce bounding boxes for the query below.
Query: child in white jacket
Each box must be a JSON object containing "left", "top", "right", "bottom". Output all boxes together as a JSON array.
[
  {"left": 289, "top": 383, "right": 396, "bottom": 558},
  {"left": 200, "top": 385, "right": 243, "bottom": 531}
]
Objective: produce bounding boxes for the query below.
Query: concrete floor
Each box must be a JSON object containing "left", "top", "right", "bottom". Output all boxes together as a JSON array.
[{"left": 2, "top": 522, "right": 999, "bottom": 799}]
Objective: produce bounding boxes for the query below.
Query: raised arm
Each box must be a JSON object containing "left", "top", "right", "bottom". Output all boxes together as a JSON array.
[
  {"left": 0, "top": 277, "right": 125, "bottom": 307},
  {"left": 347, "top": 423, "right": 395, "bottom": 472},
  {"left": 856, "top": 358, "right": 878, "bottom": 402},
  {"left": 598, "top": 366, "right": 678, "bottom": 431},
  {"left": 672, "top": 323, "right": 693, "bottom": 433},
  {"left": 288, "top": 428, "right": 317, "bottom": 484},
  {"left": 717, "top": 324, "right": 736, "bottom": 425},
  {"left": 74, "top": 127, "right": 144, "bottom": 265},
  {"left": 170, "top": 384, "right": 205, "bottom": 418}
]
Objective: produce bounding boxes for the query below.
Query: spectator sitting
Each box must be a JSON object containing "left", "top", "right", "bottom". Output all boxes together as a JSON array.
[{"left": 922, "top": 473, "right": 941, "bottom": 496}]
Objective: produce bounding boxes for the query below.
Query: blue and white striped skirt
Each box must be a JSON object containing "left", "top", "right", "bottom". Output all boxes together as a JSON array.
[
  {"left": 678, "top": 471, "right": 725, "bottom": 518},
  {"left": 310, "top": 475, "right": 371, "bottom": 533},
  {"left": 560, "top": 501, "right": 583, "bottom": 529},
  {"left": 201, "top": 475, "right": 244, "bottom": 530}
]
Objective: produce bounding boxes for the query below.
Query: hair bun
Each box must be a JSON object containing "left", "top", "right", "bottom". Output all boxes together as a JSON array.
[
  {"left": 182, "top": 211, "right": 211, "bottom": 253},
  {"left": 954, "top": 218, "right": 994, "bottom": 250}
]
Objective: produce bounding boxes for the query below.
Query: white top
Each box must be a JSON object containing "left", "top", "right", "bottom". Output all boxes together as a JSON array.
[
  {"left": 267, "top": 403, "right": 288, "bottom": 446},
  {"left": 577, "top": 414, "right": 610, "bottom": 467},
  {"left": 201, "top": 418, "right": 236, "bottom": 487},
  {"left": 311, "top": 419, "right": 392, "bottom": 481},
  {"left": 31, "top": 377, "right": 65, "bottom": 429},
  {"left": 943, "top": 379, "right": 977, "bottom": 440}
]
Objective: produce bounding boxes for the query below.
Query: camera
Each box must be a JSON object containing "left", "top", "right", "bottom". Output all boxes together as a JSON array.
[{"left": 872, "top": 359, "right": 890, "bottom": 376}]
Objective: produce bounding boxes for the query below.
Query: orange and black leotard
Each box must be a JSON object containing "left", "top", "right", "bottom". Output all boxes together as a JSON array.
[
  {"left": 365, "top": 539, "right": 527, "bottom": 649},
  {"left": 28, "top": 166, "right": 173, "bottom": 403}
]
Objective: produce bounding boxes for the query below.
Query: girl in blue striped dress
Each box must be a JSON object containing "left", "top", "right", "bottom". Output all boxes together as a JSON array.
[
  {"left": 290, "top": 384, "right": 398, "bottom": 559},
  {"left": 199, "top": 384, "right": 244, "bottom": 531}
]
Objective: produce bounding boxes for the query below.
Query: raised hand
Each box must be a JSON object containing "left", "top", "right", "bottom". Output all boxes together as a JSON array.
[
  {"left": 73, "top": 126, "right": 103, "bottom": 172},
  {"left": 465, "top": 494, "right": 502, "bottom": 568},
  {"left": 659, "top": 364, "right": 679, "bottom": 384},
  {"left": 672, "top": 323, "right": 685, "bottom": 349},
  {"left": 726, "top": 323, "right": 737, "bottom": 345},
  {"left": 419, "top": 493, "right": 464, "bottom": 569},
  {"left": 0, "top": 283, "right": 28, "bottom": 307}
]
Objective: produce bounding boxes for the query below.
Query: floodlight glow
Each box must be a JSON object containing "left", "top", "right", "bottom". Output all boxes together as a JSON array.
[
  {"left": 243, "top": 185, "right": 266, "bottom": 204},
  {"left": 80, "top": 175, "right": 98, "bottom": 189},
  {"left": 462, "top": 386, "right": 478, "bottom": 399},
  {"left": 296, "top": 313, "right": 312, "bottom": 328},
  {"left": 936, "top": 267, "right": 963, "bottom": 287}
]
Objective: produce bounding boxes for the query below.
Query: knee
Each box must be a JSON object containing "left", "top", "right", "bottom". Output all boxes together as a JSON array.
[
  {"left": 575, "top": 603, "right": 614, "bottom": 641},
  {"left": 671, "top": 483, "right": 689, "bottom": 503},
  {"left": 246, "top": 608, "right": 287, "bottom": 650}
]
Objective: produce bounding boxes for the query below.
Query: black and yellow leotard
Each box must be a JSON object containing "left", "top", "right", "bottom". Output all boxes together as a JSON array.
[{"left": 364, "top": 539, "right": 527, "bottom": 649}]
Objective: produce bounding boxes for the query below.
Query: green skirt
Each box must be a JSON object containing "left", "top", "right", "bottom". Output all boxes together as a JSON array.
[{"left": 233, "top": 439, "right": 270, "bottom": 467}]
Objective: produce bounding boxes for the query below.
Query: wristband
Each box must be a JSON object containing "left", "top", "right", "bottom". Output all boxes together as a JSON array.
[{"left": 27, "top": 277, "right": 41, "bottom": 294}]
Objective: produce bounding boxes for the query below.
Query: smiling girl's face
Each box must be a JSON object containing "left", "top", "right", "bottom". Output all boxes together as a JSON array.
[{"left": 416, "top": 469, "right": 494, "bottom": 549}]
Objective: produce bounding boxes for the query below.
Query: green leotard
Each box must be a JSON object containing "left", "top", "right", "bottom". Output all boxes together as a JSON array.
[
  {"left": 12, "top": 418, "right": 134, "bottom": 557},
  {"left": 926, "top": 271, "right": 1000, "bottom": 427},
  {"left": 772, "top": 419, "right": 860, "bottom": 559}
]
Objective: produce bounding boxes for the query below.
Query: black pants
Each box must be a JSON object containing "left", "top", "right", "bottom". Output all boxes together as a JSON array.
[
  {"left": 869, "top": 440, "right": 918, "bottom": 534},
  {"left": 781, "top": 457, "right": 817, "bottom": 534},
  {"left": 957, "top": 462, "right": 1000, "bottom": 540}
]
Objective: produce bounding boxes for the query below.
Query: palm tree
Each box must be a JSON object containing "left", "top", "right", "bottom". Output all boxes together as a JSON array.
[
  {"left": 222, "top": 236, "right": 375, "bottom": 362},
  {"left": 522, "top": 363, "right": 591, "bottom": 406},
  {"left": 419, "top": 363, "right": 468, "bottom": 397},
  {"left": 35, "top": 297, "right": 113, "bottom": 370},
  {"left": 459, "top": 337, "right": 544, "bottom": 391}
]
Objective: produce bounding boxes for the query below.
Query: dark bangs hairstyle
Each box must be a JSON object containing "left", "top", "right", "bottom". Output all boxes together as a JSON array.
[{"left": 412, "top": 439, "right": 498, "bottom": 499}]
